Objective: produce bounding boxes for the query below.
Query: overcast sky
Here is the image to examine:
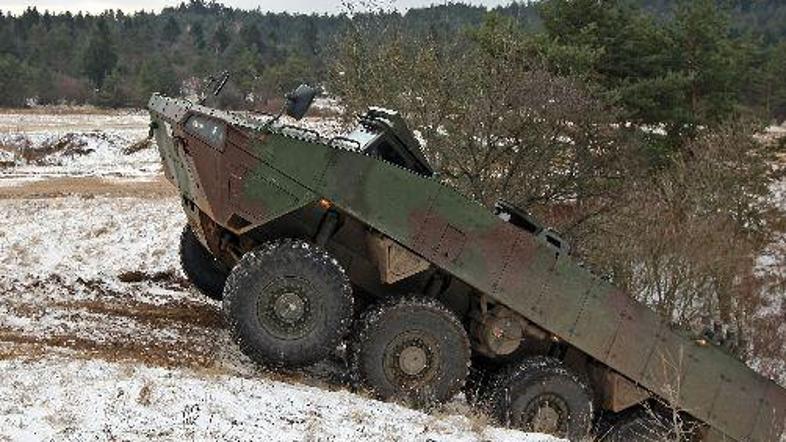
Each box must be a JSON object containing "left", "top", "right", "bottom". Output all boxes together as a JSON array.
[{"left": 2, "top": 0, "right": 518, "bottom": 15}]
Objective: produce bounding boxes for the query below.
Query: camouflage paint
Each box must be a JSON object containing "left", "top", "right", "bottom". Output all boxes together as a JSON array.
[{"left": 148, "top": 94, "right": 786, "bottom": 441}]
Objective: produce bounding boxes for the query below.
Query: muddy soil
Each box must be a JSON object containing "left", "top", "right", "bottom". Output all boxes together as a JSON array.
[{"left": 0, "top": 273, "right": 223, "bottom": 368}]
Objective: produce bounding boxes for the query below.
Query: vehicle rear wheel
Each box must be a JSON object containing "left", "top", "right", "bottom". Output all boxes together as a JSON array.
[
  {"left": 604, "top": 407, "right": 696, "bottom": 442},
  {"left": 223, "top": 238, "right": 353, "bottom": 368},
  {"left": 352, "top": 297, "right": 470, "bottom": 407},
  {"left": 465, "top": 353, "right": 509, "bottom": 406},
  {"left": 180, "top": 225, "right": 229, "bottom": 301},
  {"left": 604, "top": 410, "right": 669, "bottom": 441},
  {"left": 487, "top": 356, "right": 593, "bottom": 440}
]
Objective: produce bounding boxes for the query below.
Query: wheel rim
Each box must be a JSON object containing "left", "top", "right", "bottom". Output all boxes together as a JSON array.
[
  {"left": 383, "top": 331, "right": 440, "bottom": 391},
  {"left": 256, "top": 277, "right": 315, "bottom": 340},
  {"left": 273, "top": 291, "right": 306, "bottom": 322},
  {"left": 398, "top": 345, "right": 428, "bottom": 375},
  {"left": 515, "top": 393, "right": 569, "bottom": 436}
]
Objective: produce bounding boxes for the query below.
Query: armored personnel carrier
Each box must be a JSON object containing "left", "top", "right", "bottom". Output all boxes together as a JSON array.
[{"left": 148, "top": 85, "right": 785, "bottom": 441}]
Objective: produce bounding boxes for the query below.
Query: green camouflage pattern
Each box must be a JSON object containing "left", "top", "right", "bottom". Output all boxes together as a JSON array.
[{"left": 148, "top": 93, "right": 786, "bottom": 441}]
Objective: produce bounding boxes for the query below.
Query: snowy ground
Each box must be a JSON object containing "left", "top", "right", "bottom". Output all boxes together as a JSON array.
[
  {"left": 0, "top": 109, "right": 557, "bottom": 442},
  {"left": 0, "top": 357, "right": 557, "bottom": 442}
]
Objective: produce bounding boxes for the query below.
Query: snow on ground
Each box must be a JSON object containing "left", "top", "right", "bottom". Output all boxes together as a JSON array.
[
  {"left": 1, "top": 108, "right": 782, "bottom": 441},
  {"left": 0, "top": 195, "right": 556, "bottom": 442},
  {"left": 0, "top": 109, "right": 556, "bottom": 442},
  {"left": 0, "top": 197, "right": 182, "bottom": 284},
  {"left": 0, "top": 110, "right": 158, "bottom": 179},
  {"left": 0, "top": 109, "right": 344, "bottom": 181},
  {"left": 0, "top": 357, "right": 555, "bottom": 442},
  {"left": 0, "top": 132, "right": 161, "bottom": 178},
  {"left": 752, "top": 141, "right": 786, "bottom": 387}
]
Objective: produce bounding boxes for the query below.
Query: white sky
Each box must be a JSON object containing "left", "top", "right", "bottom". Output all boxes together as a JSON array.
[{"left": 1, "top": 0, "right": 518, "bottom": 15}]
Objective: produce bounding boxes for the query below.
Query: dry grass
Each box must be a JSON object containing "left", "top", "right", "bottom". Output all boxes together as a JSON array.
[
  {"left": 122, "top": 138, "right": 153, "bottom": 155},
  {"left": 0, "top": 176, "right": 177, "bottom": 200},
  {"left": 137, "top": 382, "right": 154, "bottom": 406},
  {"left": 0, "top": 106, "right": 137, "bottom": 115},
  {"left": 18, "top": 133, "right": 94, "bottom": 164}
]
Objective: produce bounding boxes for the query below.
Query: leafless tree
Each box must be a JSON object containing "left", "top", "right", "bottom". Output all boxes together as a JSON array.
[{"left": 330, "top": 16, "right": 786, "bottom": 379}]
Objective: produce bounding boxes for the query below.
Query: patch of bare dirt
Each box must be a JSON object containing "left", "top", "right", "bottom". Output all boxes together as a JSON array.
[
  {"left": 0, "top": 271, "right": 358, "bottom": 389},
  {"left": 54, "top": 299, "right": 223, "bottom": 330},
  {"left": 0, "top": 175, "right": 177, "bottom": 199},
  {"left": 0, "top": 327, "right": 220, "bottom": 368},
  {"left": 117, "top": 270, "right": 189, "bottom": 289},
  {"left": 0, "top": 106, "right": 135, "bottom": 116},
  {"left": 0, "top": 341, "right": 48, "bottom": 361},
  {"left": 0, "top": 275, "right": 226, "bottom": 370},
  {"left": 122, "top": 138, "right": 153, "bottom": 155}
]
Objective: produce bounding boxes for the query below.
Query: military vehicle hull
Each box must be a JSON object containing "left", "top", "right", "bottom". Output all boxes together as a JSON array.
[{"left": 148, "top": 94, "right": 785, "bottom": 441}]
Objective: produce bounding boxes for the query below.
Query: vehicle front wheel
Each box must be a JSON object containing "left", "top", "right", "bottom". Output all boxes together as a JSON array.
[
  {"left": 223, "top": 238, "right": 353, "bottom": 368},
  {"left": 180, "top": 225, "right": 229, "bottom": 301}
]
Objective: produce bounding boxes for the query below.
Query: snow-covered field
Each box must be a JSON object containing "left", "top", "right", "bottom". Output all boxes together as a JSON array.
[
  {"left": 0, "top": 357, "right": 558, "bottom": 442},
  {"left": 0, "top": 110, "right": 556, "bottom": 442}
]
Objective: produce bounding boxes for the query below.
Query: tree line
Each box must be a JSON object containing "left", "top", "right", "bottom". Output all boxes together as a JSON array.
[{"left": 0, "top": 0, "right": 785, "bottom": 123}]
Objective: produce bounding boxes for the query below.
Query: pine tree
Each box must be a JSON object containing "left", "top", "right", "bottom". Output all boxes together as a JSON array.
[
  {"left": 191, "top": 21, "right": 206, "bottom": 50},
  {"left": 0, "top": 15, "right": 15, "bottom": 56},
  {"left": 239, "top": 22, "right": 262, "bottom": 51},
  {"left": 0, "top": 54, "right": 29, "bottom": 106},
  {"left": 766, "top": 42, "right": 786, "bottom": 120},
  {"left": 96, "top": 67, "right": 128, "bottom": 107},
  {"left": 670, "top": 0, "right": 741, "bottom": 126},
  {"left": 302, "top": 19, "right": 318, "bottom": 58},
  {"left": 0, "top": 0, "right": 782, "bottom": 112},
  {"left": 46, "top": 23, "right": 76, "bottom": 73},
  {"left": 230, "top": 46, "right": 262, "bottom": 95},
  {"left": 82, "top": 20, "right": 117, "bottom": 88},
  {"left": 137, "top": 57, "right": 179, "bottom": 98},
  {"left": 211, "top": 21, "right": 230, "bottom": 54},
  {"left": 162, "top": 16, "right": 181, "bottom": 42}
]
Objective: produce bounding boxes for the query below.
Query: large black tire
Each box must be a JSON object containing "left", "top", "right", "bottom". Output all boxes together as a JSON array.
[
  {"left": 603, "top": 410, "right": 671, "bottom": 441},
  {"left": 223, "top": 238, "right": 353, "bottom": 368},
  {"left": 487, "top": 356, "right": 594, "bottom": 440},
  {"left": 603, "top": 407, "right": 697, "bottom": 442},
  {"left": 180, "top": 225, "right": 229, "bottom": 301},
  {"left": 352, "top": 296, "right": 470, "bottom": 407},
  {"left": 465, "top": 362, "right": 496, "bottom": 407}
]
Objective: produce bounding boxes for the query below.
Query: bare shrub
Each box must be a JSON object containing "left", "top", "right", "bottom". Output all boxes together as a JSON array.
[
  {"left": 579, "top": 121, "right": 785, "bottom": 364},
  {"left": 330, "top": 15, "right": 786, "bottom": 380},
  {"left": 122, "top": 138, "right": 153, "bottom": 155},
  {"left": 330, "top": 15, "right": 635, "bottom": 220},
  {"left": 20, "top": 133, "right": 94, "bottom": 164},
  {"left": 53, "top": 74, "right": 91, "bottom": 105}
]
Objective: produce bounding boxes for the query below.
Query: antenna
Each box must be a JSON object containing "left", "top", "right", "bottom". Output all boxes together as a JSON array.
[{"left": 199, "top": 70, "right": 230, "bottom": 105}]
